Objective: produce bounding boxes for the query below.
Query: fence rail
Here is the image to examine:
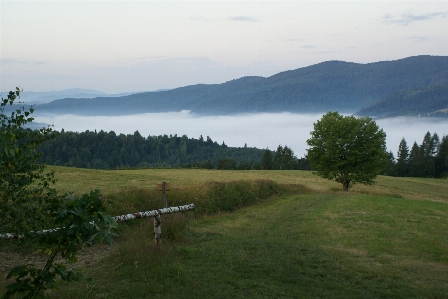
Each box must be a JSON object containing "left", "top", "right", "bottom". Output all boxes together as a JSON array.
[
  {"left": 0, "top": 203, "right": 195, "bottom": 240},
  {"left": 114, "top": 203, "right": 195, "bottom": 222}
]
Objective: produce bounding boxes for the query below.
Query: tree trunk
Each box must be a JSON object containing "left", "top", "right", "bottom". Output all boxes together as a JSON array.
[{"left": 342, "top": 180, "right": 350, "bottom": 191}]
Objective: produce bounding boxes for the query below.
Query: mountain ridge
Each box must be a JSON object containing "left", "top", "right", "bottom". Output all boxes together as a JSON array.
[
  {"left": 32, "top": 55, "right": 448, "bottom": 116},
  {"left": 356, "top": 82, "right": 448, "bottom": 118}
]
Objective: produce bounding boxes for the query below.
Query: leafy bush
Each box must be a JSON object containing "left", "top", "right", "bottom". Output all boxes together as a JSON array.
[{"left": 1, "top": 89, "right": 116, "bottom": 299}]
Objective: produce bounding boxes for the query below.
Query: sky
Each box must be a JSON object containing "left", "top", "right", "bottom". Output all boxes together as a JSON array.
[{"left": 1, "top": 0, "right": 448, "bottom": 93}]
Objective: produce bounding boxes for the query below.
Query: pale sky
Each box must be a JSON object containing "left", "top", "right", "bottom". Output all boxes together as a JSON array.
[{"left": 1, "top": 0, "right": 448, "bottom": 93}]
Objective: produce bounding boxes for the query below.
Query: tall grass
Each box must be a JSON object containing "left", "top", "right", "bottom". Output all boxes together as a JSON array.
[
  {"left": 99, "top": 179, "right": 310, "bottom": 247},
  {"left": 105, "top": 179, "right": 311, "bottom": 216}
]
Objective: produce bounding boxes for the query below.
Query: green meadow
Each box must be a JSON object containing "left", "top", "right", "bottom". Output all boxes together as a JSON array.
[{"left": 1, "top": 166, "right": 448, "bottom": 298}]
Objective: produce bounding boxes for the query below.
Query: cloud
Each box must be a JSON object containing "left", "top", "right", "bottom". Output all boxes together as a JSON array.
[
  {"left": 118, "top": 56, "right": 217, "bottom": 67},
  {"left": 91, "top": 55, "right": 220, "bottom": 87},
  {"left": 0, "top": 58, "right": 27, "bottom": 65},
  {"left": 154, "top": 56, "right": 218, "bottom": 67},
  {"left": 190, "top": 16, "right": 259, "bottom": 22},
  {"left": 408, "top": 36, "right": 432, "bottom": 43},
  {"left": 279, "top": 38, "right": 307, "bottom": 42},
  {"left": 0, "top": 58, "right": 48, "bottom": 65},
  {"left": 227, "top": 16, "right": 258, "bottom": 22},
  {"left": 311, "top": 50, "right": 343, "bottom": 55},
  {"left": 382, "top": 12, "right": 448, "bottom": 25},
  {"left": 302, "top": 45, "right": 316, "bottom": 49},
  {"left": 189, "top": 16, "right": 209, "bottom": 21},
  {"left": 121, "top": 56, "right": 166, "bottom": 61},
  {"left": 408, "top": 36, "right": 430, "bottom": 42}
]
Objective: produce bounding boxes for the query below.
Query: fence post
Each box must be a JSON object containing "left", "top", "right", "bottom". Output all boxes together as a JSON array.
[
  {"left": 154, "top": 214, "right": 162, "bottom": 246},
  {"left": 163, "top": 182, "right": 168, "bottom": 208}
]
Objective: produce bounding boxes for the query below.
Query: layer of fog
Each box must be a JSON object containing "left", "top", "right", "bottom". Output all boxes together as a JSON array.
[{"left": 35, "top": 112, "right": 448, "bottom": 158}]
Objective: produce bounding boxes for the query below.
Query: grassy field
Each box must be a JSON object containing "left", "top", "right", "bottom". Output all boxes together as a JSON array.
[
  {"left": 44, "top": 166, "right": 448, "bottom": 202},
  {"left": 1, "top": 166, "right": 448, "bottom": 298}
]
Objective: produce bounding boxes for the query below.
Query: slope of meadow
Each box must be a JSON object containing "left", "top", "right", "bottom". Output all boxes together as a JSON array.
[{"left": 1, "top": 167, "right": 447, "bottom": 298}]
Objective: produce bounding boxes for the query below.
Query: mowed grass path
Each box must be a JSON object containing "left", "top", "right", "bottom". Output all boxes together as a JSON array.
[{"left": 55, "top": 194, "right": 447, "bottom": 298}]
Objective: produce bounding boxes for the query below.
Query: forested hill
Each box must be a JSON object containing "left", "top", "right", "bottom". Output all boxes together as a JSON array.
[
  {"left": 37, "top": 130, "right": 307, "bottom": 170},
  {"left": 356, "top": 82, "right": 448, "bottom": 118},
  {"left": 34, "top": 55, "right": 448, "bottom": 116},
  {"left": 38, "top": 130, "right": 264, "bottom": 169}
]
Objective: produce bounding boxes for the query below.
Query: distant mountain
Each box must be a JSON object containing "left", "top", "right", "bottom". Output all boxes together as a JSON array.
[
  {"left": 356, "top": 82, "right": 448, "bottom": 118},
  {"left": 33, "top": 55, "right": 448, "bottom": 116},
  {"left": 0, "top": 88, "right": 138, "bottom": 104}
]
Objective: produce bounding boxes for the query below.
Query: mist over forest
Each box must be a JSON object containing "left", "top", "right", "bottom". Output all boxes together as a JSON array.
[{"left": 34, "top": 112, "right": 448, "bottom": 158}]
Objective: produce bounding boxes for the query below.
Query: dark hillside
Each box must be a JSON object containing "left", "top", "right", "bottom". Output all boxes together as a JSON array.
[
  {"left": 357, "top": 82, "right": 448, "bottom": 118},
  {"left": 34, "top": 55, "right": 448, "bottom": 116}
]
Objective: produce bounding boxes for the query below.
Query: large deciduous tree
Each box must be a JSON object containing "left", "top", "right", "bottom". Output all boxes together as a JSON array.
[{"left": 306, "top": 111, "right": 388, "bottom": 191}]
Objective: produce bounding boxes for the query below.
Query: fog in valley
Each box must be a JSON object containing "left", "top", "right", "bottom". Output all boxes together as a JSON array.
[{"left": 35, "top": 112, "right": 448, "bottom": 158}]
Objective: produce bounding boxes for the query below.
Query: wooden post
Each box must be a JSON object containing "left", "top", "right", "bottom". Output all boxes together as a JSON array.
[
  {"left": 156, "top": 181, "right": 170, "bottom": 208},
  {"left": 154, "top": 214, "right": 161, "bottom": 246},
  {"left": 163, "top": 182, "right": 168, "bottom": 208}
]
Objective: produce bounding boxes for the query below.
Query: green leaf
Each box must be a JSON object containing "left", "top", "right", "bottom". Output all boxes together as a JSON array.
[{"left": 6, "top": 265, "right": 27, "bottom": 279}]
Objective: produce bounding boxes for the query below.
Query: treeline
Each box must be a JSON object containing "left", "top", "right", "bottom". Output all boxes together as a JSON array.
[
  {"left": 384, "top": 132, "right": 448, "bottom": 178},
  {"left": 38, "top": 130, "right": 309, "bottom": 170}
]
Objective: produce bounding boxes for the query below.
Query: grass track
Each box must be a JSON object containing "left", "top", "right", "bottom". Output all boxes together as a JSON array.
[{"left": 53, "top": 193, "right": 447, "bottom": 298}]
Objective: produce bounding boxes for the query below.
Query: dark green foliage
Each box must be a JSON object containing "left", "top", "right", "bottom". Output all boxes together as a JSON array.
[
  {"left": 260, "top": 149, "right": 273, "bottom": 170},
  {"left": 38, "top": 131, "right": 266, "bottom": 169},
  {"left": 357, "top": 82, "right": 448, "bottom": 118},
  {"left": 216, "top": 158, "right": 237, "bottom": 170},
  {"left": 183, "top": 160, "right": 214, "bottom": 169},
  {"left": 4, "top": 191, "right": 116, "bottom": 299},
  {"left": 1, "top": 88, "right": 57, "bottom": 234},
  {"left": 382, "top": 151, "right": 396, "bottom": 176},
  {"left": 435, "top": 135, "right": 448, "bottom": 178},
  {"left": 307, "top": 112, "right": 389, "bottom": 191},
  {"left": 1, "top": 89, "right": 115, "bottom": 298},
  {"left": 419, "top": 132, "right": 439, "bottom": 177},
  {"left": 33, "top": 56, "right": 448, "bottom": 115},
  {"left": 408, "top": 142, "right": 423, "bottom": 177},
  {"left": 389, "top": 132, "right": 447, "bottom": 178},
  {"left": 273, "top": 145, "right": 297, "bottom": 170},
  {"left": 395, "top": 138, "right": 409, "bottom": 176},
  {"left": 296, "top": 156, "right": 311, "bottom": 170},
  {"left": 200, "top": 180, "right": 284, "bottom": 213}
]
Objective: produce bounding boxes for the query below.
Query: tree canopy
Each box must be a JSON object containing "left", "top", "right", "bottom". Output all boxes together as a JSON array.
[
  {"left": 306, "top": 111, "right": 388, "bottom": 191},
  {"left": 386, "top": 132, "right": 447, "bottom": 178}
]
